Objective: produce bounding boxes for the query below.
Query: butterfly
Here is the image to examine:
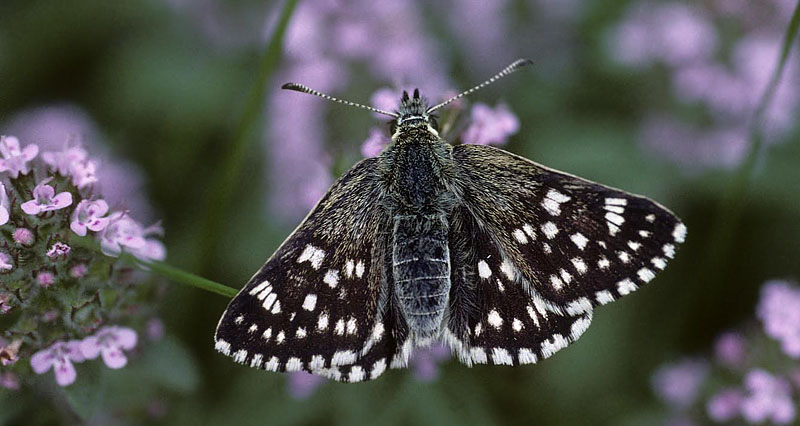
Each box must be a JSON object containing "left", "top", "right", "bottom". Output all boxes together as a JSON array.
[{"left": 214, "top": 59, "right": 686, "bottom": 382}]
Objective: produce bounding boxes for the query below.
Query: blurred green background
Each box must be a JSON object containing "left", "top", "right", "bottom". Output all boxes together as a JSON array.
[{"left": 1, "top": 0, "right": 799, "bottom": 424}]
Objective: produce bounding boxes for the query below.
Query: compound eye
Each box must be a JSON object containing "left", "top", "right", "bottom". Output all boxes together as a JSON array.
[{"left": 429, "top": 116, "right": 439, "bottom": 131}]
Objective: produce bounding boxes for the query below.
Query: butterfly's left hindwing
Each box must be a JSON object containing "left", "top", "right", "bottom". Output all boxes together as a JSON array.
[{"left": 215, "top": 157, "right": 405, "bottom": 382}]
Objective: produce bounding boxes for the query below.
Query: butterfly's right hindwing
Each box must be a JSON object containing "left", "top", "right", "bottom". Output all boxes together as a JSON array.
[{"left": 215, "top": 157, "right": 405, "bottom": 382}]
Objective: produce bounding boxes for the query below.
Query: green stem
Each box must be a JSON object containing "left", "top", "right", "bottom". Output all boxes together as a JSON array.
[
  {"left": 193, "top": 0, "right": 299, "bottom": 271},
  {"left": 127, "top": 255, "right": 238, "bottom": 299},
  {"left": 707, "top": 5, "right": 800, "bottom": 276}
]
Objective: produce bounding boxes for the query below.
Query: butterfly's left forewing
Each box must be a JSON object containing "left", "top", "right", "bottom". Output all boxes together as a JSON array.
[
  {"left": 215, "top": 157, "right": 405, "bottom": 382},
  {"left": 444, "top": 144, "right": 685, "bottom": 365}
]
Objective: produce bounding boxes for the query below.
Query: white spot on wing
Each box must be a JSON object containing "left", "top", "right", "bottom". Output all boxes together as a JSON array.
[
  {"left": 570, "top": 315, "right": 592, "bottom": 339},
  {"left": 550, "top": 275, "right": 564, "bottom": 290},
  {"left": 570, "top": 233, "right": 588, "bottom": 250},
  {"left": 286, "top": 357, "right": 302, "bottom": 371},
  {"left": 248, "top": 280, "right": 271, "bottom": 296},
  {"left": 628, "top": 241, "right": 641, "bottom": 251},
  {"left": 523, "top": 224, "right": 536, "bottom": 238},
  {"left": 663, "top": 243, "right": 676, "bottom": 258},
  {"left": 572, "top": 257, "right": 588, "bottom": 274},
  {"left": 262, "top": 293, "right": 277, "bottom": 311},
  {"left": 637, "top": 267, "right": 656, "bottom": 283},
  {"left": 248, "top": 324, "right": 258, "bottom": 333},
  {"left": 262, "top": 328, "right": 272, "bottom": 341},
  {"left": 270, "top": 300, "right": 281, "bottom": 314},
  {"left": 250, "top": 353, "right": 263, "bottom": 368},
  {"left": 542, "top": 198, "right": 561, "bottom": 216},
  {"left": 487, "top": 309, "right": 503, "bottom": 329},
  {"left": 518, "top": 348, "right": 537, "bottom": 364},
  {"left": 617, "top": 279, "right": 638, "bottom": 295},
  {"left": 324, "top": 269, "right": 339, "bottom": 288},
  {"left": 605, "top": 197, "right": 627, "bottom": 206},
  {"left": 296, "top": 327, "right": 307, "bottom": 338},
  {"left": 673, "top": 223, "right": 687, "bottom": 243},
  {"left": 334, "top": 319, "right": 345, "bottom": 335},
  {"left": 478, "top": 260, "right": 492, "bottom": 279},
  {"left": 298, "top": 245, "right": 325, "bottom": 270},
  {"left": 264, "top": 357, "right": 279, "bottom": 371},
  {"left": 355, "top": 261, "right": 365, "bottom": 278},
  {"left": 605, "top": 212, "right": 625, "bottom": 226},
  {"left": 349, "top": 366, "right": 366, "bottom": 382},
  {"left": 526, "top": 305, "right": 540, "bottom": 328},
  {"left": 215, "top": 339, "right": 231, "bottom": 355},
  {"left": 595, "top": 290, "right": 614, "bottom": 305},
  {"left": 234, "top": 315, "right": 244, "bottom": 325},
  {"left": 645, "top": 214, "right": 656, "bottom": 223},
  {"left": 512, "top": 318, "right": 523, "bottom": 332},
  {"left": 332, "top": 350, "right": 357, "bottom": 366},
  {"left": 513, "top": 229, "right": 529, "bottom": 243},
  {"left": 470, "top": 347, "right": 488, "bottom": 364},
  {"left": 500, "top": 259, "right": 516, "bottom": 280},
  {"left": 540, "top": 334, "right": 568, "bottom": 359},
  {"left": 491, "top": 348, "right": 513, "bottom": 365},
  {"left": 598, "top": 257, "right": 610, "bottom": 269},
  {"left": 302, "top": 294, "right": 317, "bottom": 311},
  {"left": 371, "top": 359, "right": 387, "bottom": 379},
  {"left": 651, "top": 257, "right": 667, "bottom": 270},
  {"left": 317, "top": 313, "right": 329, "bottom": 331},
  {"left": 345, "top": 260, "right": 354, "bottom": 278},
  {"left": 232, "top": 349, "right": 247, "bottom": 364},
  {"left": 565, "top": 297, "right": 592, "bottom": 315},
  {"left": 346, "top": 317, "right": 357, "bottom": 335},
  {"left": 617, "top": 251, "right": 631, "bottom": 263},
  {"left": 541, "top": 222, "right": 559, "bottom": 239},
  {"left": 276, "top": 331, "right": 285, "bottom": 344}
]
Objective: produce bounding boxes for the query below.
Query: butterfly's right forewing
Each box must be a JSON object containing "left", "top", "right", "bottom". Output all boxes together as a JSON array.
[{"left": 215, "top": 157, "right": 406, "bottom": 382}]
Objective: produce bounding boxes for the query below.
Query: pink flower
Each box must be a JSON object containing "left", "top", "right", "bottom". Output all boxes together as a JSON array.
[
  {"left": 98, "top": 212, "right": 146, "bottom": 257},
  {"left": 69, "top": 263, "right": 88, "bottom": 278},
  {"left": 80, "top": 326, "right": 137, "bottom": 369},
  {"left": 410, "top": 343, "right": 450, "bottom": 382},
  {"left": 0, "top": 252, "right": 13, "bottom": 272},
  {"left": 12, "top": 228, "right": 34, "bottom": 246},
  {"left": 37, "top": 271, "right": 56, "bottom": 287},
  {"left": 0, "top": 293, "right": 11, "bottom": 314},
  {"left": 128, "top": 222, "right": 167, "bottom": 262},
  {"left": 30, "top": 340, "right": 85, "bottom": 386},
  {"left": 46, "top": 242, "right": 71, "bottom": 260},
  {"left": 714, "top": 331, "right": 747, "bottom": 367},
  {"left": 0, "top": 135, "right": 38, "bottom": 178},
  {"left": 42, "top": 145, "right": 99, "bottom": 189},
  {"left": 461, "top": 103, "right": 519, "bottom": 146},
  {"left": 0, "top": 183, "right": 9, "bottom": 226},
  {"left": 287, "top": 371, "right": 326, "bottom": 399},
  {"left": 360, "top": 127, "right": 390, "bottom": 158},
  {"left": 740, "top": 369, "right": 795, "bottom": 424},
  {"left": 20, "top": 178, "right": 73, "bottom": 215},
  {"left": 651, "top": 359, "right": 708, "bottom": 409},
  {"left": 70, "top": 199, "right": 111, "bottom": 236},
  {"left": 0, "top": 339, "right": 21, "bottom": 366},
  {"left": 0, "top": 372, "right": 19, "bottom": 391},
  {"left": 707, "top": 388, "right": 744, "bottom": 422},
  {"left": 42, "top": 145, "right": 89, "bottom": 176},
  {"left": 757, "top": 280, "right": 800, "bottom": 358}
]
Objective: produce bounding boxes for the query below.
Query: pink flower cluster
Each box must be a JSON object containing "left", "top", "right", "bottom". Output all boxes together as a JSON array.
[
  {"left": 30, "top": 326, "right": 137, "bottom": 386},
  {"left": 609, "top": 0, "right": 799, "bottom": 171},
  {"left": 757, "top": 280, "right": 800, "bottom": 358},
  {"left": 0, "top": 135, "right": 165, "bottom": 263}
]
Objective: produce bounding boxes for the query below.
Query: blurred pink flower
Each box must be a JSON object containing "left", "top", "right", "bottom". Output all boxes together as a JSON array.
[
  {"left": 740, "top": 369, "right": 795, "bottom": 424},
  {"left": 462, "top": 103, "right": 520, "bottom": 146},
  {"left": 706, "top": 388, "right": 744, "bottom": 422},
  {"left": 0, "top": 372, "right": 19, "bottom": 391},
  {"left": 0, "top": 183, "right": 9, "bottom": 226},
  {"left": 287, "top": 371, "right": 326, "bottom": 399},
  {"left": 757, "top": 280, "right": 800, "bottom": 358},
  {"left": 713, "top": 331, "right": 747, "bottom": 368},
  {"left": 80, "top": 326, "right": 138, "bottom": 369},
  {"left": 42, "top": 145, "right": 99, "bottom": 189},
  {"left": 0, "top": 252, "right": 13, "bottom": 272},
  {"left": 0, "top": 135, "right": 38, "bottom": 178},
  {"left": 12, "top": 228, "right": 34, "bottom": 246},
  {"left": 36, "top": 271, "right": 56, "bottom": 287},
  {"left": 99, "top": 212, "right": 147, "bottom": 257},
  {"left": 360, "top": 127, "right": 390, "bottom": 158},
  {"left": 651, "top": 359, "right": 708, "bottom": 409},
  {"left": 410, "top": 343, "right": 450, "bottom": 382},
  {"left": 70, "top": 199, "right": 112, "bottom": 236},
  {"left": 0, "top": 293, "right": 11, "bottom": 314},
  {"left": 31, "top": 340, "right": 85, "bottom": 386},
  {"left": 20, "top": 178, "right": 73, "bottom": 215}
]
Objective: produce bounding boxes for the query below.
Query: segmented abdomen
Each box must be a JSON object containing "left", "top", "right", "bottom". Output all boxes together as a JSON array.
[{"left": 392, "top": 214, "right": 451, "bottom": 340}]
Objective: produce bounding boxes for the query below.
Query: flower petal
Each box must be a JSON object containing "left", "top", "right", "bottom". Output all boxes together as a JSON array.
[
  {"left": 30, "top": 350, "right": 54, "bottom": 374},
  {"left": 20, "top": 200, "right": 41, "bottom": 215},
  {"left": 70, "top": 221, "right": 88, "bottom": 237},
  {"left": 51, "top": 192, "right": 73, "bottom": 209},
  {"left": 54, "top": 360, "right": 77, "bottom": 386},
  {"left": 0, "top": 207, "right": 8, "bottom": 226},
  {"left": 101, "top": 347, "right": 128, "bottom": 369},
  {"left": 115, "top": 327, "right": 138, "bottom": 350},
  {"left": 79, "top": 336, "right": 101, "bottom": 360}
]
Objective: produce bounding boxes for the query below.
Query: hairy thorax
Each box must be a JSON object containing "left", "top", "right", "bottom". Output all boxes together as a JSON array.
[{"left": 379, "top": 126, "right": 456, "bottom": 341}]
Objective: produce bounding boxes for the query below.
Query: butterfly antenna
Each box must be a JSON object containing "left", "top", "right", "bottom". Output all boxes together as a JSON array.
[
  {"left": 426, "top": 58, "right": 534, "bottom": 114},
  {"left": 282, "top": 83, "right": 400, "bottom": 118}
]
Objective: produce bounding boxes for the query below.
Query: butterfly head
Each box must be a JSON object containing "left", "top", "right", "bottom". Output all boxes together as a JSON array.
[{"left": 393, "top": 89, "right": 438, "bottom": 136}]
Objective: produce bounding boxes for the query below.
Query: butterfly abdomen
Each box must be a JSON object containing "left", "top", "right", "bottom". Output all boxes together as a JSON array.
[{"left": 392, "top": 214, "right": 451, "bottom": 340}]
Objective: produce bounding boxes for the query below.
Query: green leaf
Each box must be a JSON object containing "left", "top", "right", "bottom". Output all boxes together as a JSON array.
[
  {"left": 139, "top": 337, "right": 200, "bottom": 392},
  {"left": 62, "top": 361, "right": 107, "bottom": 421}
]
